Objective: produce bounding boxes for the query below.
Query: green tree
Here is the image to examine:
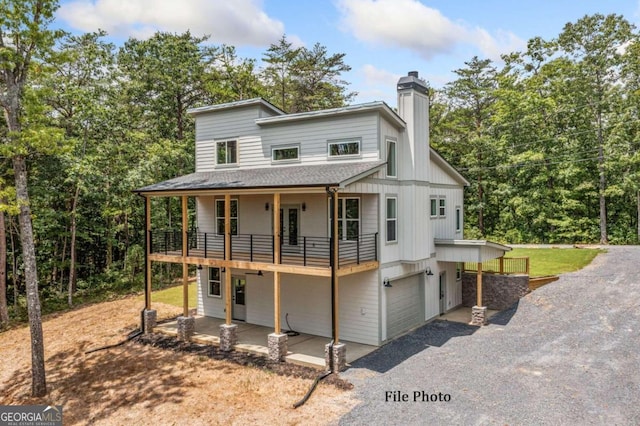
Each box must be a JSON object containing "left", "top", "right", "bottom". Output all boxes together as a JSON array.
[
  {"left": 556, "top": 14, "right": 636, "bottom": 243},
  {"left": 436, "top": 57, "right": 500, "bottom": 237},
  {"left": 262, "top": 35, "right": 300, "bottom": 112},
  {"left": 0, "top": 0, "right": 63, "bottom": 397},
  {"left": 289, "top": 42, "right": 355, "bottom": 112}
]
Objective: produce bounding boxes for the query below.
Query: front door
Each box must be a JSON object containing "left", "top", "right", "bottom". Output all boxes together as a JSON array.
[
  {"left": 232, "top": 276, "right": 246, "bottom": 321},
  {"left": 279, "top": 205, "right": 300, "bottom": 251},
  {"left": 439, "top": 272, "right": 446, "bottom": 315}
]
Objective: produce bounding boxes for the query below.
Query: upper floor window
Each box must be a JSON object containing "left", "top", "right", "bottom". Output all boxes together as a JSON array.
[
  {"left": 328, "top": 140, "right": 360, "bottom": 158},
  {"left": 430, "top": 198, "right": 438, "bottom": 217},
  {"left": 456, "top": 207, "right": 461, "bottom": 232},
  {"left": 386, "top": 197, "right": 397, "bottom": 243},
  {"left": 272, "top": 145, "right": 299, "bottom": 162},
  {"left": 439, "top": 198, "right": 446, "bottom": 217},
  {"left": 216, "top": 139, "right": 237, "bottom": 165},
  {"left": 330, "top": 198, "right": 360, "bottom": 240},
  {"left": 386, "top": 139, "right": 397, "bottom": 178},
  {"left": 216, "top": 199, "right": 238, "bottom": 235}
]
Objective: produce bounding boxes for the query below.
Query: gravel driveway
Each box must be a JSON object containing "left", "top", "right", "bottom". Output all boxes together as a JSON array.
[{"left": 340, "top": 246, "right": 640, "bottom": 425}]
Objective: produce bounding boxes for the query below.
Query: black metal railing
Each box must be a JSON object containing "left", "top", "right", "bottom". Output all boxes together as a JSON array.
[{"left": 149, "top": 230, "right": 378, "bottom": 268}]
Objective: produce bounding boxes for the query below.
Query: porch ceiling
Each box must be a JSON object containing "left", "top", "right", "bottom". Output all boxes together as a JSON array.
[
  {"left": 434, "top": 239, "right": 512, "bottom": 263},
  {"left": 134, "top": 161, "right": 385, "bottom": 196}
]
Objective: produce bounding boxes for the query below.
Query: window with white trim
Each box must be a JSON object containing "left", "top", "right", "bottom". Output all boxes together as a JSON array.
[
  {"left": 272, "top": 145, "right": 299, "bottom": 162},
  {"left": 456, "top": 207, "right": 461, "bottom": 232},
  {"left": 430, "top": 197, "right": 438, "bottom": 217},
  {"left": 208, "top": 267, "right": 222, "bottom": 297},
  {"left": 216, "top": 199, "right": 238, "bottom": 235},
  {"left": 330, "top": 198, "right": 360, "bottom": 240},
  {"left": 386, "top": 139, "right": 397, "bottom": 178},
  {"left": 439, "top": 197, "right": 446, "bottom": 217},
  {"left": 386, "top": 197, "right": 397, "bottom": 243},
  {"left": 456, "top": 263, "right": 462, "bottom": 281},
  {"left": 216, "top": 139, "right": 237, "bottom": 165},
  {"left": 328, "top": 140, "right": 360, "bottom": 157}
]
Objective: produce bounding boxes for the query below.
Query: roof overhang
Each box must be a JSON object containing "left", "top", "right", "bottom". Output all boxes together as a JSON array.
[
  {"left": 255, "top": 101, "right": 405, "bottom": 130},
  {"left": 434, "top": 239, "right": 512, "bottom": 263},
  {"left": 134, "top": 161, "right": 386, "bottom": 197},
  {"left": 187, "top": 98, "right": 284, "bottom": 116}
]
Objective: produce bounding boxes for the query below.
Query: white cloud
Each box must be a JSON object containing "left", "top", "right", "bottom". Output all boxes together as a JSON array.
[
  {"left": 337, "top": 0, "right": 525, "bottom": 61},
  {"left": 57, "top": 0, "right": 285, "bottom": 46},
  {"left": 361, "top": 64, "right": 401, "bottom": 87}
]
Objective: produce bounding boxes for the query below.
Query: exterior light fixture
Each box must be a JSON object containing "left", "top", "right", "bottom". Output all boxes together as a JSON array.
[
  {"left": 197, "top": 264, "right": 203, "bottom": 270},
  {"left": 302, "top": 202, "right": 306, "bottom": 212},
  {"left": 383, "top": 278, "right": 392, "bottom": 287},
  {"left": 426, "top": 267, "right": 434, "bottom": 276},
  {"left": 265, "top": 202, "right": 269, "bottom": 211}
]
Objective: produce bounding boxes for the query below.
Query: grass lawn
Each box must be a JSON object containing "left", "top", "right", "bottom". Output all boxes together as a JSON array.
[
  {"left": 506, "top": 247, "right": 605, "bottom": 277},
  {"left": 148, "top": 282, "right": 197, "bottom": 308}
]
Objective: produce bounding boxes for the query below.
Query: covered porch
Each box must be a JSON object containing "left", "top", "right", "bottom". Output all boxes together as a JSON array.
[
  {"left": 153, "top": 316, "right": 377, "bottom": 369},
  {"left": 134, "top": 162, "right": 385, "bottom": 372},
  {"left": 435, "top": 239, "right": 513, "bottom": 325}
]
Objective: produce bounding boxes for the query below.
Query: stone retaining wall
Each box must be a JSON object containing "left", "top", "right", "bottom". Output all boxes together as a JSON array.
[{"left": 462, "top": 272, "right": 530, "bottom": 310}]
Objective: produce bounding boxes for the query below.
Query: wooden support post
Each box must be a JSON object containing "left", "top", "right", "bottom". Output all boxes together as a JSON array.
[
  {"left": 224, "top": 193, "right": 232, "bottom": 325},
  {"left": 182, "top": 196, "right": 189, "bottom": 317},
  {"left": 273, "top": 193, "right": 281, "bottom": 333},
  {"left": 332, "top": 190, "right": 340, "bottom": 343},
  {"left": 526, "top": 256, "right": 530, "bottom": 276},
  {"left": 274, "top": 271, "right": 281, "bottom": 334},
  {"left": 499, "top": 256, "right": 504, "bottom": 274},
  {"left": 145, "top": 196, "right": 152, "bottom": 310},
  {"left": 476, "top": 262, "right": 483, "bottom": 307}
]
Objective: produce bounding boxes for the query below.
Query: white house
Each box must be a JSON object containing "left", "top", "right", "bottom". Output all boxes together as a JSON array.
[{"left": 135, "top": 71, "right": 511, "bottom": 371}]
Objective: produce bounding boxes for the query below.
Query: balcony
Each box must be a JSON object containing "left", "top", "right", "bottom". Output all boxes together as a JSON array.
[{"left": 149, "top": 230, "right": 378, "bottom": 269}]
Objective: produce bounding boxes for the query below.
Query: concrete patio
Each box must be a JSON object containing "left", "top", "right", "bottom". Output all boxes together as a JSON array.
[{"left": 154, "top": 316, "right": 377, "bottom": 369}]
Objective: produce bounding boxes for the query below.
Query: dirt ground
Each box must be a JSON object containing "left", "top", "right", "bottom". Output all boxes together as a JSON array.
[{"left": 0, "top": 296, "right": 357, "bottom": 425}]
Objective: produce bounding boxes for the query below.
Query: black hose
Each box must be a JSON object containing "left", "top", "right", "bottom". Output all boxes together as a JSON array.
[
  {"left": 84, "top": 329, "right": 143, "bottom": 354},
  {"left": 284, "top": 313, "right": 300, "bottom": 337},
  {"left": 292, "top": 371, "right": 332, "bottom": 409}
]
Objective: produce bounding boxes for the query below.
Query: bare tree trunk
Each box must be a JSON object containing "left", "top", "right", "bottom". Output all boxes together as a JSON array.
[
  {"left": 0, "top": 207, "right": 9, "bottom": 325},
  {"left": 59, "top": 232, "right": 67, "bottom": 292},
  {"left": 597, "top": 108, "right": 607, "bottom": 244},
  {"left": 68, "top": 184, "right": 80, "bottom": 307},
  {"left": 13, "top": 155, "right": 46, "bottom": 397},
  {"left": 10, "top": 217, "right": 17, "bottom": 309}
]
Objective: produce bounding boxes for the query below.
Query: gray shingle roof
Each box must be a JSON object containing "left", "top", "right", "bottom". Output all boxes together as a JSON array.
[{"left": 134, "top": 161, "right": 386, "bottom": 194}]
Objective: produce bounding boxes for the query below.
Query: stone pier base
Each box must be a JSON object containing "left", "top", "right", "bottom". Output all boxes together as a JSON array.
[
  {"left": 177, "top": 316, "right": 195, "bottom": 341},
  {"left": 325, "top": 342, "right": 347, "bottom": 372},
  {"left": 143, "top": 309, "right": 157, "bottom": 334},
  {"left": 219, "top": 324, "right": 238, "bottom": 352},
  {"left": 471, "top": 306, "right": 488, "bottom": 326},
  {"left": 268, "top": 333, "right": 288, "bottom": 362}
]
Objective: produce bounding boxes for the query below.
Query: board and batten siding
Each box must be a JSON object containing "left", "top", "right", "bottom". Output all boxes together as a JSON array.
[
  {"left": 433, "top": 261, "right": 462, "bottom": 312},
  {"left": 430, "top": 186, "right": 464, "bottom": 241}
]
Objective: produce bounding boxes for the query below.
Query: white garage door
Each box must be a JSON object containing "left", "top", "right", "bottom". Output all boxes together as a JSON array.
[{"left": 386, "top": 274, "right": 424, "bottom": 339}]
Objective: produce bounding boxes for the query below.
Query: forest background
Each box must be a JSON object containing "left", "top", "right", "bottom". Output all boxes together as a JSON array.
[{"left": 1, "top": 6, "right": 638, "bottom": 329}]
